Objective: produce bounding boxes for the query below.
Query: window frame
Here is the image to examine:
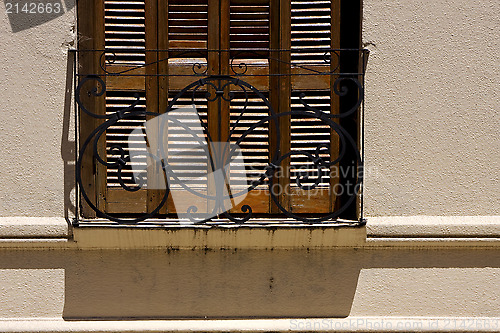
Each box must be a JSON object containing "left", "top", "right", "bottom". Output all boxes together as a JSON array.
[{"left": 75, "top": 0, "right": 365, "bottom": 225}]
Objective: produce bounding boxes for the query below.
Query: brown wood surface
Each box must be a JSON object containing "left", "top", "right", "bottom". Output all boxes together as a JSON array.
[
  {"left": 107, "top": 187, "right": 272, "bottom": 216},
  {"left": 231, "top": 0, "right": 268, "bottom": 5},
  {"left": 277, "top": 0, "right": 291, "bottom": 213},
  {"left": 291, "top": 66, "right": 330, "bottom": 90},
  {"left": 106, "top": 66, "right": 146, "bottom": 91},
  {"left": 218, "top": 0, "right": 232, "bottom": 213},
  {"left": 145, "top": 0, "right": 161, "bottom": 214},
  {"left": 107, "top": 188, "right": 147, "bottom": 214},
  {"left": 158, "top": 0, "right": 170, "bottom": 214},
  {"left": 230, "top": 189, "right": 271, "bottom": 214},
  {"left": 95, "top": 0, "right": 107, "bottom": 213},
  {"left": 204, "top": 0, "right": 221, "bottom": 214},
  {"left": 267, "top": 0, "right": 280, "bottom": 214},
  {"left": 290, "top": 188, "right": 331, "bottom": 213},
  {"left": 166, "top": 190, "right": 208, "bottom": 215},
  {"left": 330, "top": 0, "right": 341, "bottom": 212},
  {"left": 77, "top": 0, "right": 106, "bottom": 217},
  {"left": 168, "top": 40, "right": 208, "bottom": 49}
]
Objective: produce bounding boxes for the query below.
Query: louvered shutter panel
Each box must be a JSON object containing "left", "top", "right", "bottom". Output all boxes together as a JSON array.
[
  {"left": 227, "top": 0, "right": 273, "bottom": 214},
  {"left": 161, "top": 0, "right": 212, "bottom": 215},
  {"left": 230, "top": 0, "right": 270, "bottom": 50},
  {"left": 231, "top": 0, "right": 341, "bottom": 215},
  {"left": 104, "top": 0, "right": 213, "bottom": 215},
  {"left": 103, "top": 0, "right": 148, "bottom": 214},
  {"left": 288, "top": 0, "right": 341, "bottom": 213}
]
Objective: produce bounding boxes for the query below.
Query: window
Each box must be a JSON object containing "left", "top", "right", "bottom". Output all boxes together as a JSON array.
[{"left": 75, "top": 0, "right": 365, "bottom": 224}]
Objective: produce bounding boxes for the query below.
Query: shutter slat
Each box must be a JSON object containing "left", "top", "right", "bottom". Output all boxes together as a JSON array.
[{"left": 291, "top": 0, "right": 331, "bottom": 64}]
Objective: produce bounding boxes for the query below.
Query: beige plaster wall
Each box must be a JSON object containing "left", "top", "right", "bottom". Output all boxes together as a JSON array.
[
  {"left": 1, "top": 248, "right": 499, "bottom": 320},
  {"left": 362, "top": 0, "right": 500, "bottom": 216},
  {"left": 0, "top": 2, "right": 76, "bottom": 217},
  {"left": 0, "top": 0, "right": 498, "bottom": 218}
]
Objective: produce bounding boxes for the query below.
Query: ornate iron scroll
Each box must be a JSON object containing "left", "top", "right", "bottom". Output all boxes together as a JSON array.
[{"left": 75, "top": 49, "right": 366, "bottom": 225}]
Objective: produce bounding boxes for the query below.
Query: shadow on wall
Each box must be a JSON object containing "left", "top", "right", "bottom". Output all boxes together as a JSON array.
[
  {"left": 3, "top": 0, "right": 75, "bottom": 32},
  {"left": 61, "top": 52, "right": 76, "bottom": 221},
  {"left": 0, "top": 249, "right": 499, "bottom": 319}
]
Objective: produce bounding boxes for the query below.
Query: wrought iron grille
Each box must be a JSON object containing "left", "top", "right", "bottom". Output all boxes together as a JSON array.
[{"left": 73, "top": 48, "right": 367, "bottom": 226}]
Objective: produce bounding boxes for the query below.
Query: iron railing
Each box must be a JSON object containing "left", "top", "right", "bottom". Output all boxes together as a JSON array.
[{"left": 73, "top": 48, "right": 367, "bottom": 226}]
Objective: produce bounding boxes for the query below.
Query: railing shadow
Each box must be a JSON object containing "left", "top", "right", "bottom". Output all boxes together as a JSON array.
[
  {"left": 61, "top": 51, "right": 76, "bottom": 222},
  {"left": 0, "top": 248, "right": 499, "bottom": 319}
]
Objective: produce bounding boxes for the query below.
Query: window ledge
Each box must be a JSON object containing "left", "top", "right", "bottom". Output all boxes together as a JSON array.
[{"left": 71, "top": 223, "right": 366, "bottom": 249}]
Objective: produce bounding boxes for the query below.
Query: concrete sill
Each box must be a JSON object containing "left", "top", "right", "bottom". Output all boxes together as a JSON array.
[
  {"left": 72, "top": 222, "right": 366, "bottom": 249},
  {"left": 0, "top": 217, "right": 70, "bottom": 239}
]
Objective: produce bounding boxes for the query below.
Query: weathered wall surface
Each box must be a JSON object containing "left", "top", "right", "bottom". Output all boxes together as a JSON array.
[
  {"left": 363, "top": 0, "right": 499, "bottom": 216},
  {"left": 1, "top": 249, "right": 499, "bottom": 320},
  {"left": 0, "top": 3, "right": 75, "bottom": 217}
]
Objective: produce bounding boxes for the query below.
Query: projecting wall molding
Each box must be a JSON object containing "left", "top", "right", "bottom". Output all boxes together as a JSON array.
[
  {"left": 1, "top": 317, "right": 500, "bottom": 332},
  {"left": 0, "top": 216, "right": 500, "bottom": 249}
]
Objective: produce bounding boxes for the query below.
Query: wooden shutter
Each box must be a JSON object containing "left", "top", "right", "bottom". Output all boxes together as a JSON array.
[
  {"left": 105, "top": 0, "right": 212, "bottom": 215},
  {"left": 104, "top": 0, "right": 148, "bottom": 214},
  {"left": 233, "top": 0, "right": 342, "bottom": 216},
  {"left": 79, "top": 0, "right": 341, "bottom": 219},
  {"left": 227, "top": 0, "right": 273, "bottom": 214},
  {"left": 77, "top": 0, "right": 106, "bottom": 217},
  {"left": 288, "top": 0, "right": 341, "bottom": 213}
]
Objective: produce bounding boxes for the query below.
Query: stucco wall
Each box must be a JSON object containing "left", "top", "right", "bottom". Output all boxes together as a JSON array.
[
  {"left": 362, "top": 0, "right": 500, "bottom": 216},
  {"left": 0, "top": 0, "right": 498, "bottom": 217},
  {"left": 1, "top": 248, "right": 500, "bottom": 320},
  {"left": 0, "top": 2, "right": 75, "bottom": 217}
]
